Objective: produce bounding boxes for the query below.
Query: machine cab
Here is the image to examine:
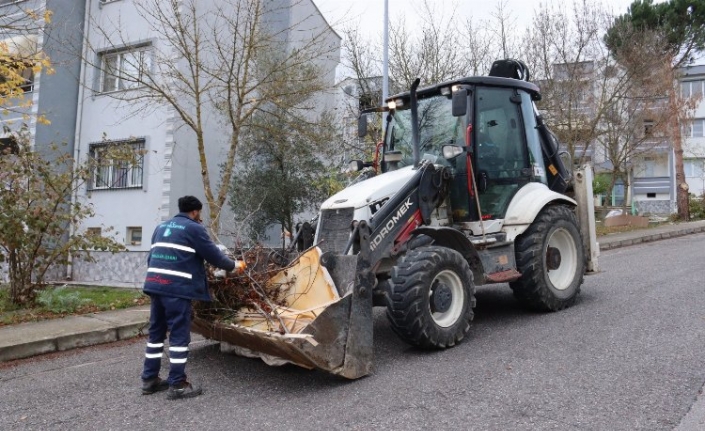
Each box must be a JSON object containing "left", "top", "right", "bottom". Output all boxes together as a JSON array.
[{"left": 381, "top": 79, "right": 549, "bottom": 224}]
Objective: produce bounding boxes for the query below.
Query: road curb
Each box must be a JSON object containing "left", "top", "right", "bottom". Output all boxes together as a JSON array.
[
  {"left": 0, "top": 308, "right": 149, "bottom": 363},
  {"left": 2, "top": 224, "right": 705, "bottom": 363},
  {"left": 598, "top": 225, "right": 705, "bottom": 251},
  {"left": 0, "top": 321, "right": 148, "bottom": 363}
]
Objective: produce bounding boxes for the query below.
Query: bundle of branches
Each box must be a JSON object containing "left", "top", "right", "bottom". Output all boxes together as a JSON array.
[{"left": 193, "top": 246, "right": 295, "bottom": 324}]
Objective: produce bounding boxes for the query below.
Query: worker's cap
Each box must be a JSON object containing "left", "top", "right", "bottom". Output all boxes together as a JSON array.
[{"left": 178, "top": 195, "right": 203, "bottom": 213}]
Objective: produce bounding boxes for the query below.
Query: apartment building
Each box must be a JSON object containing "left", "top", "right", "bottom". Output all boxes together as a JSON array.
[
  {"left": 0, "top": 0, "right": 86, "bottom": 281},
  {"left": 630, "top": 65, "right": 705, "bottom": 215},
  {"left": 0, "top": 0, "right": 85, "bottom": 156},
  {"left": 67, "top": 0, "right": 340, "bottom": 284},
  {"left": 681, "top": 64, "right": 705, "bottom": 197}
]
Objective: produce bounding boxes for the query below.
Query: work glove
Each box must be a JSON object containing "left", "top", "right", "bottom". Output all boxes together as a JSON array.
[
  {"left": 213, "top": 261, "right": 246, "bottom": 278},
  {"left": 232, "top": 260, "right": 247, "bottom": 275}
]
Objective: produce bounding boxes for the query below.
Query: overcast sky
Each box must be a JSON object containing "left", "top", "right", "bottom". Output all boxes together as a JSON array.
[
  {"left": 311, "top": 0, "right": 647, "bottom": 80},
  {"left": 312, "top": 0, "right": 639, "bottom": 39}
]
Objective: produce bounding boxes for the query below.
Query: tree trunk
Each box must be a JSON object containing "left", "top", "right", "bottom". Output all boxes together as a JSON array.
[
  {"left": 671, "top": 85, "right": 690, "bottom": 221},
  {"left": 8, "top": 248, "right": 34, "bottom": 306},
  {"left": 674, "top": 143, "right": 690, "bottom": 220}
]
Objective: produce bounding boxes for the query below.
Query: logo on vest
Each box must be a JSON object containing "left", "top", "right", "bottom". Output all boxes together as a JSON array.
[{"left": 146, "top": 275, "right": 172, "bottom": 285}]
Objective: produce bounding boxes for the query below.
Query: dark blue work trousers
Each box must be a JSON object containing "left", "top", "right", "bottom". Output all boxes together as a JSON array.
[{"left": 141, "top": 294, "right": 192, "bottom": 386}]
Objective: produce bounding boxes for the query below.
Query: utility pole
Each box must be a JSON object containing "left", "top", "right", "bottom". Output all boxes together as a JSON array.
[{"left": 382, "top": 0, "right": 389, "bottom": 105}]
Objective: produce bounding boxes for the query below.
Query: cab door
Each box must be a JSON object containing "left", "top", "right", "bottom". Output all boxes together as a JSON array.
[{"left": 473, "top": 86, "right": 543, "bottom": 220}]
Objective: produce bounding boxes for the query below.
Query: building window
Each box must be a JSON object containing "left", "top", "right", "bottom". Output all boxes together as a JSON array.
[
  {"left": 684, "top": 159, "right": 704, "bottom": 178},
  {"left": 86, "top": 227, "right": 102, "bottom": 236},
  {"left": 690, "top": 118, "right": 705, "bottom": 138},
  {"left": 682, "top": 80, "right": 705, "bottom": 99},
  {"left": 0, "top": 136, "right": 18, "bottom": 154},
  {"left": 98, "top": 44, "right": 151, "bottom": 93},
  {"left": 89, "top": 139, "right": 145, "bottom": 190},
  {"left": 0, "top": 65, "right": 34, "bottom": 93},
  {"left": 643, "top": 157, "right": 656, "bottom": 177},
  {"left": 643, "top": 120, "right": 654, "bottom": 137},
  {"left": 127, "top": 226, "right": 142, "bottom": 245},
  {"left": 1, "top": 35, "right": 37, "bottom": 93}
]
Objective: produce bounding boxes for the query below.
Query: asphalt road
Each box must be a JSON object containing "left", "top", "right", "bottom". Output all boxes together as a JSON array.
[{"left": 3, "top": 234, "right": 705, "bottom": 431}]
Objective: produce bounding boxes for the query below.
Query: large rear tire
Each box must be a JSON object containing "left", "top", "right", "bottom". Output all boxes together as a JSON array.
[
  {"left": 386, "top": 246, "right": 475, "bottom": 349},
  {"left": 510, "top": 205, "right": 585, "bottom": 311}
]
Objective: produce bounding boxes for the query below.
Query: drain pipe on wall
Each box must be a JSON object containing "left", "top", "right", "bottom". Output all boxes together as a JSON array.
[{"left": 66, "top": 1, "right": 93, "bottom": 281}]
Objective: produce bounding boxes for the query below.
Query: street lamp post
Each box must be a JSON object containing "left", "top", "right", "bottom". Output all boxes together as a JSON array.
[{"left": 382, "top": 0, "right": 389, "bottom": 105}]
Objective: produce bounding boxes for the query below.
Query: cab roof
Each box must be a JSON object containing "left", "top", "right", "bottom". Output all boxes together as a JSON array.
[{"left": 386, "top": 76, "right": 542, "bottom": 103}]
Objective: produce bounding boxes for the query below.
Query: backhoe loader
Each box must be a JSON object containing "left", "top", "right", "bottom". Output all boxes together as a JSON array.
[{"left": 192, "top": 59, "right": 600, "bottom": 379}]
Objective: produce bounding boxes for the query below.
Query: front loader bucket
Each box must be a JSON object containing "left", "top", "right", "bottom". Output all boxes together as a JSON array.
[{"left": 192, "top": 228, "right": 376, "bottom": 379}]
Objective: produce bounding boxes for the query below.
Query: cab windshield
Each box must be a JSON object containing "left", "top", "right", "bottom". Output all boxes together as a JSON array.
[{"left": 383, "top": 95, "right": 465, "bottom": 170}]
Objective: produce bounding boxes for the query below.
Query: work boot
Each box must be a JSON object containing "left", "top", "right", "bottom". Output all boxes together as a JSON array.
[
  {"left": 166, "top": 381, "right": 203, "bottom": 400},
  {"left": 141, "top": 377, "right": 169, "bottom": 395}
]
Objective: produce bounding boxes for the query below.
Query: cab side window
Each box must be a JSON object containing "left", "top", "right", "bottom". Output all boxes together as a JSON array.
[{"left": 475, "top": 87, "right": 527, "bottom": 180}]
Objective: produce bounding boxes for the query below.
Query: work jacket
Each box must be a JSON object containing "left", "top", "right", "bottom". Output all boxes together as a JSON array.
[{"left": 143, "top": 213, "right": 235, "bottom": 301}]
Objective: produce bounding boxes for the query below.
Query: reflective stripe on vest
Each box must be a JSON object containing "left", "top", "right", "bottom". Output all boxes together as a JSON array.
[
  {"left": 147, "top": 267, "right": 193, "bottom": 279},
  {"left": 152, "top": 242, "right": 196, "bottom": 253}
]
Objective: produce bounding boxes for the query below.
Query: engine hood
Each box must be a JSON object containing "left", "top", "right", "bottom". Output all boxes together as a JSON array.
[{"left": 321, "top": 166, "right": 417, "bottom": 210}]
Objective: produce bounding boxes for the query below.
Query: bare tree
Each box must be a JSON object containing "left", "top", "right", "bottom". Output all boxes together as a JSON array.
[
  {"left": 596, "top": 26, "right": 699, "bottom": 210},
  {"left": 605, "top": 0, "right": 705, "bottom": 219},
  {"left": 524, "top": 1, "right": 645, "bottom": 168},
  {"left": 460, "top": 16, "right": 497, "bottom": 76},
  {"left": 488, "top": 0, "right": 519, "bottom": 60},
  {"left": 340, "top": 0, "right": 492, "bottom": 164},
  {"left": 86, "top": 0, "right": 338, "bottom": 238},
  {"left": 388, "top": 1, "right": 472, "bottom": 89}
]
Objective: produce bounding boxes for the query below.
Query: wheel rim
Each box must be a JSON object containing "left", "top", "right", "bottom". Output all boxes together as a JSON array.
[
  {"left": 429, "top": 269, "right": 465, "bottom": 327},
  {"left": 545, "top": 227, "right": 578, "bottom": 290}
]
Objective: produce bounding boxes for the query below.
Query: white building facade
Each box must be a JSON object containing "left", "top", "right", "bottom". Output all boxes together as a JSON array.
[
  {"left": 681, "top": 65, "right": 705, "bottom": 198},
  {"left": 631, "top": 65, "right": 705, "bottom": 216},
  {"left": 70, "top": 0, "right": 340, "bottom": 285}
]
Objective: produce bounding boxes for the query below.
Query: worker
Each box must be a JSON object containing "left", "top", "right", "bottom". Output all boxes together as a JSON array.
[{"left": 140, "top": 195, "right": 236, "bottom": 400}]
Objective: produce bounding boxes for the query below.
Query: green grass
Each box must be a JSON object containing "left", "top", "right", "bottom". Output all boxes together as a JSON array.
[
  {"left": 54, "top": 286, "right": 146, "bottom": 308},
  {"left": 0, "top": 284, "right": 149, "bottom": 326}
]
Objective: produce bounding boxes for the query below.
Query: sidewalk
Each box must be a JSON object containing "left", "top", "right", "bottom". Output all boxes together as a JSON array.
[
  {"left": 3, "top": 220, "right": 705, "bottom": 364},
  {"left": 2, "top": 220, "right": 705, "bottom": 364},
  {"left": 0, "top": 306, "right": 150, "bottom": 362},
  {"left": 597, "top": 219, "right": 705, "bottom": 251}
]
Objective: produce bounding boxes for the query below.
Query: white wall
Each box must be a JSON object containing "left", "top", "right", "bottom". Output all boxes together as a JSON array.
[
  {"left": 76, "top": 0, "right": 173, "bottom": 251},
  {"left": 76, "top": 0, "right": 341, "bottom": 255},
  {"left": 681, "top": 65, "right": 705, "bottom": 197}
]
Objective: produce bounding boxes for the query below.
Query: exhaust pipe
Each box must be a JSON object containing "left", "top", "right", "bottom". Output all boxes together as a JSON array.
[{"left": 410, "top": 78, "right": 421, "bottom": 168}]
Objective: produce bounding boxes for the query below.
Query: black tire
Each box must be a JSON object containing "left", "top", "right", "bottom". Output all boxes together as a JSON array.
[
  {"left": 386, "top": 246, "right": 475, "bottom": 349},
  {"left": 510, "top": 205, "right": 585, "bottom": 311}
]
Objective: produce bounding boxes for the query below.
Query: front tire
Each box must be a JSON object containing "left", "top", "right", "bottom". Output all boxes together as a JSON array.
[
  {"left": 510, "top": 205, "right": 585, "bottom": 311},
  {"left": 386, "top": 246, "right": 475, "bottom": 349}
]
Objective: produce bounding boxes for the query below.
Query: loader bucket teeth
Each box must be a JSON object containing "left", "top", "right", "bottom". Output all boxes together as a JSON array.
[{"left": 192, "top": 223, "right": 375, "bottom": 379}]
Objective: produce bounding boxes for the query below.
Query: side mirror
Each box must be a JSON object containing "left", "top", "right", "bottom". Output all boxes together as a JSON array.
[
  {"left": 442, "top": 145, "right": 465, "bottom": 160},
  {"left": 358, "top": 115, "right": 368, "bottom": 138},
  {"left": 452, "top": 88, "right": 467, "bottom": 117},
  {"left": 346, "top": 160, "right": 364, "bottom": 173}
]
